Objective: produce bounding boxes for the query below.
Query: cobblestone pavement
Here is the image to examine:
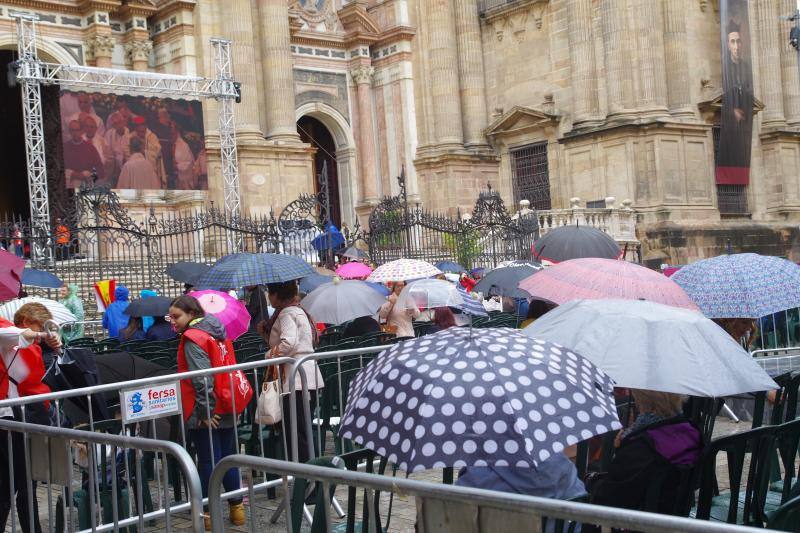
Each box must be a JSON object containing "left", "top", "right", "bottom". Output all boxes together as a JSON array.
[{"left": 10, "top": 415, "right": 751, "bottom": 532}]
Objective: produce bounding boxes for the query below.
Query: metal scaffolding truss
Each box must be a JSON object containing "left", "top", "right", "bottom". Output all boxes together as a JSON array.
[{"left": 14, "top": 14, "right": 243, "bottom": 264}]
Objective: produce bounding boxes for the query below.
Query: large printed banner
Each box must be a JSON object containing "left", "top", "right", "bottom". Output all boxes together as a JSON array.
[
  {"left": 716, "top": 0, "right": 754, "bottom": 185},
  {"left": 60, "top": 90, "right": 207, "bottom": 191}
]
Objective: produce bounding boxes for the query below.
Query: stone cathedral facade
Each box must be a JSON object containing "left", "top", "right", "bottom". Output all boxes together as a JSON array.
[{"left": 1, "top": 0, "right": 800, "bottom": 263}]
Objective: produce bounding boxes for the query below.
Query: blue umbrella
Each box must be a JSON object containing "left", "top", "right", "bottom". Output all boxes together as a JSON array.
[
  {"left": 671, "top": 253, "right": 800, "bottom": 319},
  {"left": 22, "top": 268, "right": 63, "bottom": 288},
  {"left": 195, "top": 253, "right": 315, "bottom": 289},
  {"left": 435, "top": 261, "right": 467, "bottom": 274},
  {"left": 299, "top": 273, "right": 334, "bottom": 294},
  {"left": 364, "top": 281, "right": 391, "bottom": 297},
  {"left": 311, "top": 223, "right": 345, "bottom": 252}
]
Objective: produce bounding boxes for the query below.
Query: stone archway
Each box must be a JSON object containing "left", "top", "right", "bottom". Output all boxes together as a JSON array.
[{"left": 295, "top": 102, "right": 358, "bottom": 227}]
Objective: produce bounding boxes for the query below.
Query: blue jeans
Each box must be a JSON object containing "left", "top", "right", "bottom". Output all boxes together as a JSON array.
[{"left": 188, "top": 427, "right": 241, "bottom": 503}]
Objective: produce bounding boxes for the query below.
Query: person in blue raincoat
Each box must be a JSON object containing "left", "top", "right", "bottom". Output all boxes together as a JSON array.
[{"left": 102, "top": 285, "right": 130, "bottom": 338}]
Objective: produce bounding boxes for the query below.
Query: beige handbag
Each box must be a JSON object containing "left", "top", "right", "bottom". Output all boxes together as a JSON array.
[{"left": 256, "top": 366, "right": 283, "bottom": 425}]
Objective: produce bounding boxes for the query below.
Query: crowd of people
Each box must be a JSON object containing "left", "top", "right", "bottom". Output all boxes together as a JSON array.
[{"left": 61, "top": 91, "right": 207, "bottom": 191}]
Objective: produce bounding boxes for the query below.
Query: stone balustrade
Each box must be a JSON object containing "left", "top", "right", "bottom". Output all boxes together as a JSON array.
[{"left": 533, "top": 196, "right": 639, "bottom": 247}]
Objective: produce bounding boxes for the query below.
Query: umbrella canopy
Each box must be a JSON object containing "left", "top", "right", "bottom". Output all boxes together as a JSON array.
[
  {"left": 533, "top": 226, "right": 622, "bottom": 264},
  {"left": 396, "top": 279, "right": 462, "bottom": 310},
  {"left": 336, "top": 262, "right": 373, "bottom": 280},
  {"left": 435, "top": 261, "right": 467, "bottom": 274},
  {"left": 342, "top": 246, "right": 369, "bottom": 261},
  {"left": 299, "top": 273, "right": 334, "bottom": 294},
  {"left": 367, "top": 259, "right": 442, "bottom": 283},
  {"left": 195, "top": 252, "right": 314, "bottom": 289},
  {"left": 166, "top": 261, "right": 211, "bottom": 285},
  {"left": 95, "top": 352, "right": 173, "bottom": 384},
  {"left": 311, "top": 224, "right": 346, "bottom": 251},
  {"left": 456, "top": 284, "right": 488, "bottom": 317},
  {"left": 364, "top": 281, "right": 391, "bottom": 297},
  {"left": 125, "top": 296, "right": 172, "bottom": 317},
  {"left": 21, "top": 268, "right": 63, "bottom": 289},
  {"left": 671, "top": 253, "right": 800, "bottom": 318},
  {"left": 0, "top": 296, "right": 76, "bottom": 325},
  {"left": 518, "top": 258, "right": 699, "bottom": 311},
  {"left": 301, "top": 279, "right": 387, "bottom": 325},
  {"left": 524, "top": 299, "right": 777, "bottom": 397},
  {"left": 192, "top": 290, "right": 250, "bottom": 341},
  {"left": 474, "top": 262, "right": 542, "bottom": 299},
  {"left": 339, "top": 327, "right": 621, "bottom": 472},
  {"left": 0, "top": 248, "right": 24, "bottom": 301}
]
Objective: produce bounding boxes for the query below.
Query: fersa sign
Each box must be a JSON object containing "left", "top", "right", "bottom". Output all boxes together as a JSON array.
[{"left": 120, "top": 382, "right": 182, "bottom": 423}]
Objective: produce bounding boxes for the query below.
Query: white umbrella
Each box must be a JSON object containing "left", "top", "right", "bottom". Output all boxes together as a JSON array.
[
  {"left": 367, "top": 259, "right": 442, "bottom": 283},
  {"left": 396, "top": 279, "right": 462, "bottom": 310},
  {"left": 300, "top": 278, "right": 387, "bottom": 325},
  {"left": 0, "top": 296, "right": 77, "bottom": 325},
  {"left": 523, "top": 299, "right": 777, "bottom": 397}
]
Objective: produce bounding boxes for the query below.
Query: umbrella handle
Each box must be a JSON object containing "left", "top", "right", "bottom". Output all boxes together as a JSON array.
[{"left": 43, "top": 319, "right": 63, "bottom": 354}]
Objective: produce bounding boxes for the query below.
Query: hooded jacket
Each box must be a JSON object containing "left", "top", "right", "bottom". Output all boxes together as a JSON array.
[
  {"left": 102, "top": 286, "right": 130, "bottom": 338},
  {"left": 587, "top": 415, "right": 703, "bottom": 516},
  {"left": 139, "top": 289, "right": 158, "bottom": 332},
  {"left": 178, "top": 315, "right": 235, "bottom": 428},
  {"left": 61, "top": 283, "right": 85, "bottom": 342}
]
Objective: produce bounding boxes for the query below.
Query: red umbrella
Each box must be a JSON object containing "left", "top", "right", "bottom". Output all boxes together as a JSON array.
[{"left": 0, "top": 248, "right": 24, "bottom": 301}]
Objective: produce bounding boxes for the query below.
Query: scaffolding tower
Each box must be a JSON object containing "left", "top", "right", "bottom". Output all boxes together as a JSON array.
[{"left": 14, "top": 14, "right": 243, "bottom": 264}]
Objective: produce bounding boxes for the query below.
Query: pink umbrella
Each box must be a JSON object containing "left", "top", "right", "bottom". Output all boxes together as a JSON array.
[
  {"left": 518, "top": 258, "right": 699, "bottom": 311},
  {"left": 0, "top": 248, "right": 24, "bottom": 301},
  {"left": 335, "top": 262, "right": 373, "bottom": 280},
  {"left": 192, "top": 290, "right": 251, "bottom": 341}
]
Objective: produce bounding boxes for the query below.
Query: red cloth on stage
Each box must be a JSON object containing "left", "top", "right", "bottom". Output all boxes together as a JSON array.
[{"left": 63, "top": 140, "right": 105, "bottom": 181}]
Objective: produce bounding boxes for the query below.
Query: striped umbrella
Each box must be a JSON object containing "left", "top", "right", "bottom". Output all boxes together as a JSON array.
[
  {"left": 195, "top": 253, "right": 314, "bottom": 289},
  {"left": 518, "top": 258, "right": 699, "bottom": 311},
  {"left": 367, "top": 259, "right": 442, "bottom": 283},
  {"left": 0, "top": 296, "right": 77, "bottom": 325}
]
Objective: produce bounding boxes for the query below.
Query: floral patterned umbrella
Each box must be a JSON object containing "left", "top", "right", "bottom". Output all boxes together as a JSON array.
[
  {"left": 367, "top": 259, "right": 442, "bottom": 283},
  {"left": 671, "top": 253, "right": 800, "bottom": 318}
]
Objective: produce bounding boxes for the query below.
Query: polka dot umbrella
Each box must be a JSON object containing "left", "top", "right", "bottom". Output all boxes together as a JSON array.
[
  {"left": 367, "top": 259, "right": 442, "bottom": 283},
  {"left": 339, "top": 327, "right": 621, "bottom": 472}
]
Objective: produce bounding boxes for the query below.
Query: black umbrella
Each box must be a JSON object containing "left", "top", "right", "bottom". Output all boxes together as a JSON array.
[
  {"left": 342, "top": 246, "right": 369, "bottom": 261},
  {"left": 474, "top": 262, "right": 542, "bottom": 299},
  {"left": 43, "top": 346, "right": 109, "bottom": 424},
  {"left": 125, "top": 296, "right": 172, "bottom": 317},
  {"left": 533, "top": 225, "right": 621, "bottom": 264},
  {"left": 166, "top": 261, "right": 211, "bottom": 285}
]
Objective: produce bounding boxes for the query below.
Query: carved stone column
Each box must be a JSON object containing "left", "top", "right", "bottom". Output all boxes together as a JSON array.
[
  {"left": 662, "top": 0, "right": 693, "bottom": 118},
  {"left": 125, "top": 40, "right": 152, "bottom": 71},
  {"left": 567, "top": 0, "right": 601, "bottom": 126},
  {"left": 86, "top": 34, "right": 115, "bottom": 68},
  {"left": 634, "top": 0, "right": 668, "bottom": 115},
  {"left": 454, "top": 0, "right": 489, "bottom": 148},
  {"left": 351, "top": 66, "right": 379, "bottom": 203},
  {"left": 223, "top": 0, "right": 263, "bottom": 141},
  {"left": 257, "top": 0, "right": 300, "bottom": 143},
  {"left": 781, "top": 0, "right": 800, "bottom": 125},
  {"left": 601, "top": 0, "right": 635, "bottom": 117},
  {"left": 426, "top": 0, "right": 464, "bottom": 146},
  {"left": 757, "top": 0, "right": 786, "bottom": 127}
]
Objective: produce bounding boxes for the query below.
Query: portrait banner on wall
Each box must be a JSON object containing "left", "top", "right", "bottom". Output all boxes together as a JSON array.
[
  {"left": 716, "top": 0, "right": 754, "bottom": 186},
  {"left": 59, "top": 90, "right": 207, "bottom": 191}
]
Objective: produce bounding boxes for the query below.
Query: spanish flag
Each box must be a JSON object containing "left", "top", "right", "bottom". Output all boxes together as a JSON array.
[{"left": 94, "top": 279, "right": 116, "bottom": 312}]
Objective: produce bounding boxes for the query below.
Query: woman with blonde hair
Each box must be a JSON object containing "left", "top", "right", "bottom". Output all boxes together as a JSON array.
[{"left": 585, "top": 389, "right": 703, "bottom": 518}]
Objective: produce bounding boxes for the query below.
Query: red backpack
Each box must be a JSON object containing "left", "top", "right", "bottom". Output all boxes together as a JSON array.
[{"left": 177, "top": 328, "right": 253, "bottom": 421}]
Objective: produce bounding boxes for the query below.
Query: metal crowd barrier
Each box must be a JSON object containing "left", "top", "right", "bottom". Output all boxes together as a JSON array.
[
  {"left": 751, "top": 347, "right": 800, "bottom": 377},
  {"left": 208, "top": 455, "right": 765, "bottom": 533},
  {"left": 0, "top": 417, "right": 203, "bottom": 532}
]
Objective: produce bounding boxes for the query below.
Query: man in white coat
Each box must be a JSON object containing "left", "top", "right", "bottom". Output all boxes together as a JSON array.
[
  {"left": 104, "top": 113, "right": 131, "bottom": 183},
  {"left": 117, "top": 136, "right": 160, "bottom": 189}
]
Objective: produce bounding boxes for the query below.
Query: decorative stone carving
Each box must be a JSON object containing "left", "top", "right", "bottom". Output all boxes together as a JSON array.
[
  {"left": 699, "top": 0, "right": 708, "bottom": 12},
  {"left": 291, "top": 0, "right": 340, "bottom": 32},
  {"left": 85, "top": 34, "right": 115, "bottom": 61},
  {"left": 350, "top": 65, "right": 374, "bottom": 86},
  {"left": 125, "top": 40, "right": 153, "bottom": 63}
]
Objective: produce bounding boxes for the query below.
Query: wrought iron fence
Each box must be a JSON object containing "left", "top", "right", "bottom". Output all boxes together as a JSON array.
[
  {"left": 2, "top": 169, "right": 539, "bottom": 323},
  {"left": 367, "top": 171, "right": 539, "bottom": 270}
]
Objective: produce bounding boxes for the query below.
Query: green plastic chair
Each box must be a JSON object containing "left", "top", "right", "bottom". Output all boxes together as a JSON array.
[
  {"left": 334, "top": 448, "right": 393, "bottom": 533},
  {"left": 541, "top": 493, "right": 589, "bottom": 533},
  {"left": 289, "top": 455, "right": 347, "bottom": 533},
  {"left": 766, "top": 494, "right": 800, "bottom": 531},
  {"left": 761, "top": 418, "right": 800, "bottom": 513},
  {"left": 693, "top": 425, "right": 777, "bottom": 526}
]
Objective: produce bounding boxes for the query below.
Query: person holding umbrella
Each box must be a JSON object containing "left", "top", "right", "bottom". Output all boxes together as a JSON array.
[
  {"left": 379, "top": 282, "right": 420, "bottom": 338},
  {"left": 168, "top": 295, "right": 248, "bottom": 528},
  {"left": 264, "top": 280, "right": 324, "bottom": 463}
]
